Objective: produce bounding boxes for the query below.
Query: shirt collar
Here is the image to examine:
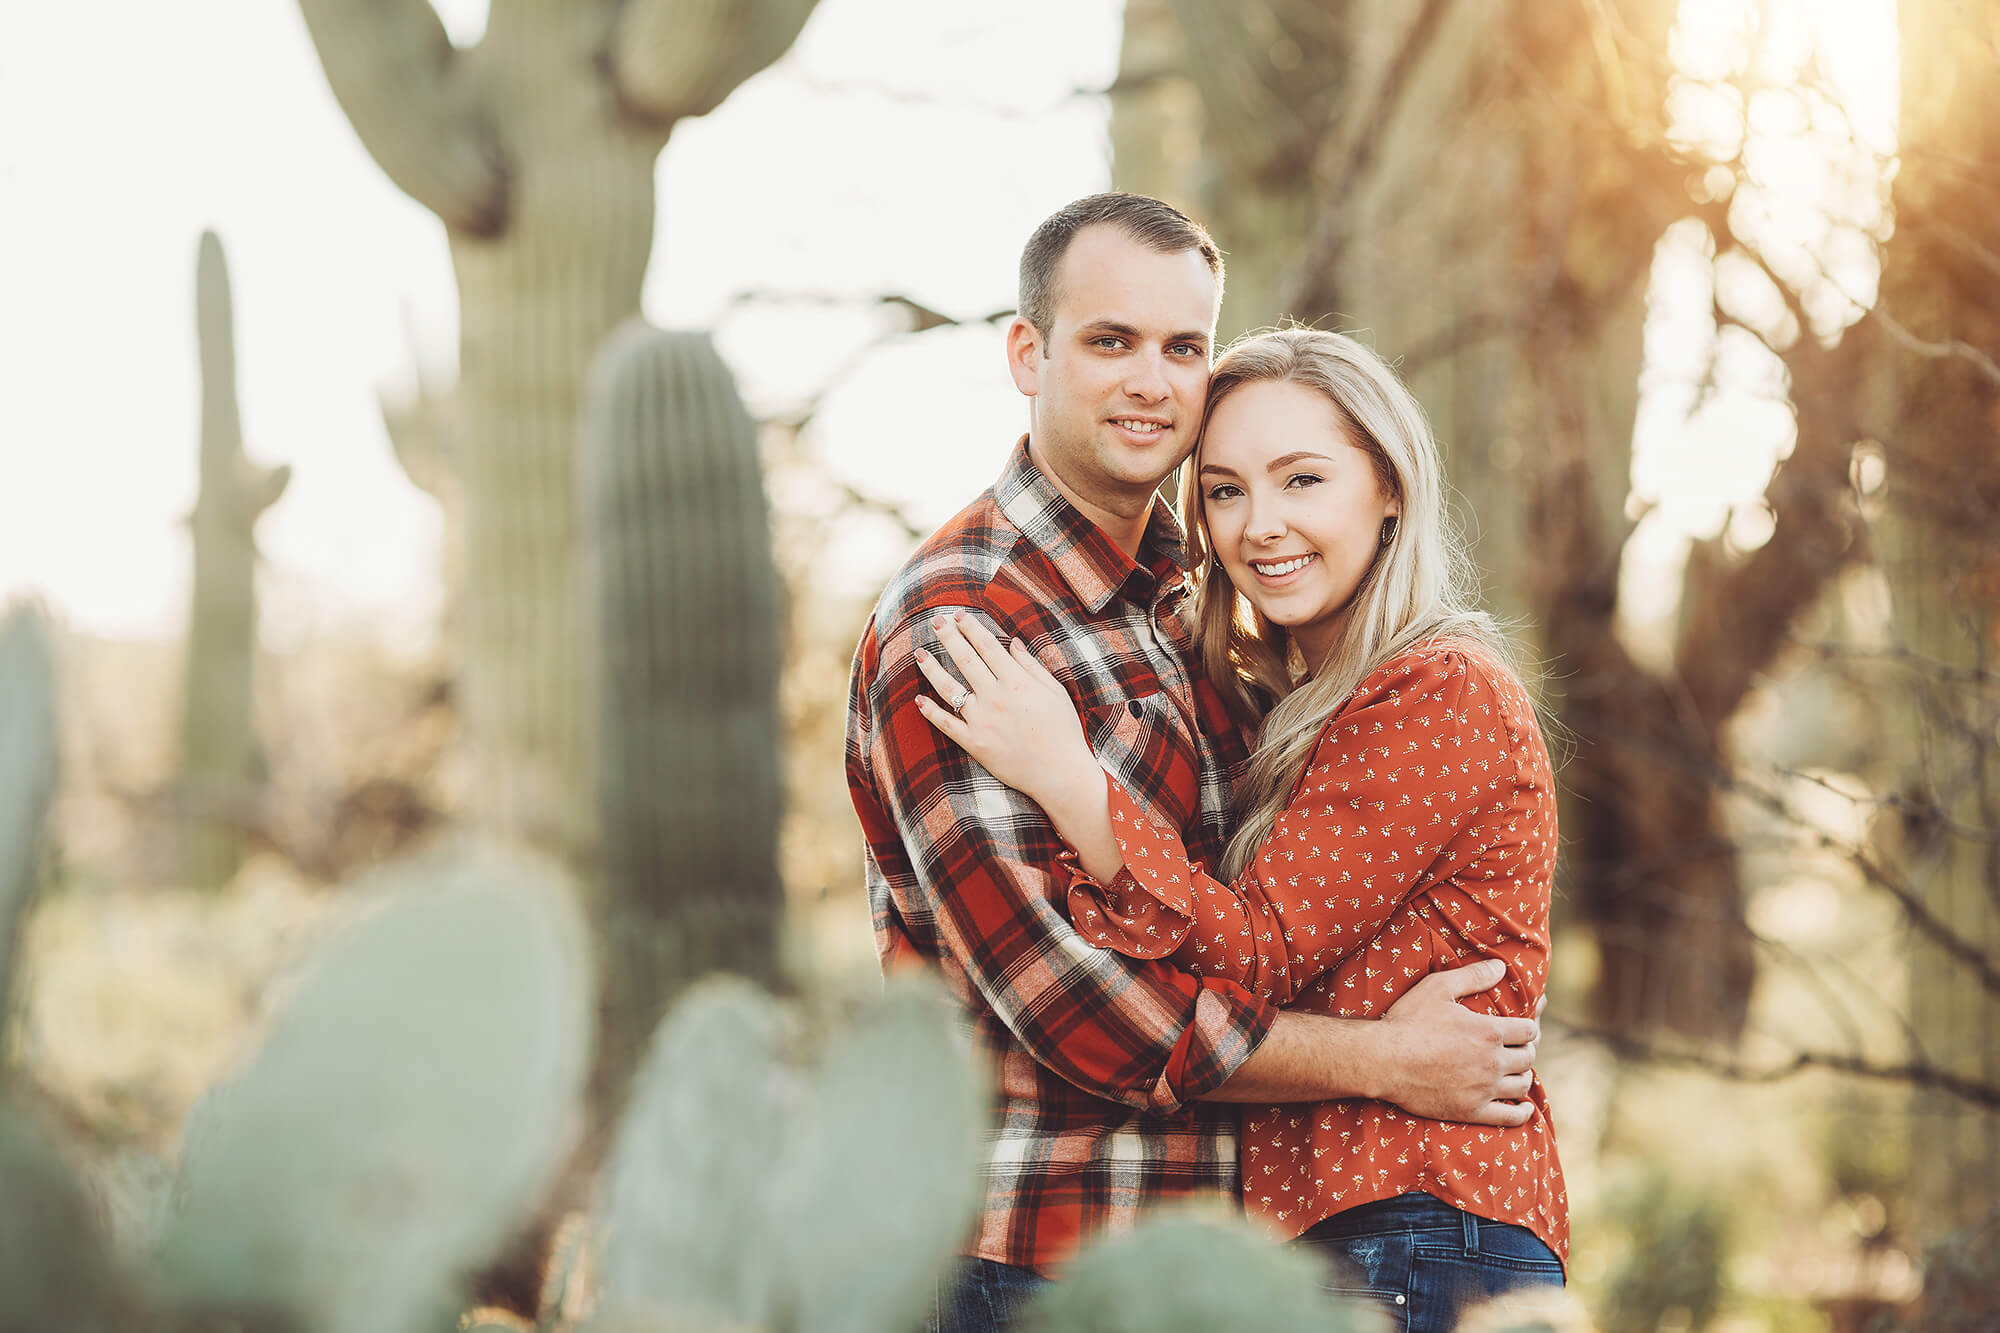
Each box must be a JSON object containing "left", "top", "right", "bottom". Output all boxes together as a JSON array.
[{"left": 994, "top": 437, "right": 1189, "bottom": 614}]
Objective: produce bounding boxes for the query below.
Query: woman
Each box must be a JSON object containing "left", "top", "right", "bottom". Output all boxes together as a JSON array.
[{"left": 913, "top": 328, "right": 1566, "bottom": 1331}]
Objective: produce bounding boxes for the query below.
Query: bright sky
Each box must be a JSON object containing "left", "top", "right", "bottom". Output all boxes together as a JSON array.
[
  {"left": 0, "top": 0, "right": 1119, "bottom": 648},
  {"left": 1618, "top": 0, "right": 1898, "bottom": 658},
  {"left": 0, "top": 0, "right": 1896, "bottom": 655}
]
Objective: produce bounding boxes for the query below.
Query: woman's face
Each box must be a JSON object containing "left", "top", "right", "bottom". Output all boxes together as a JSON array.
[{"left": 1197, "top": 379, "right": 1400, "bottom": 666}]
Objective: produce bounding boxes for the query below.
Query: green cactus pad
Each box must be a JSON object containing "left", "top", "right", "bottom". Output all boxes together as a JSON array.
[
  {"left": 156, "top": 843, "right": 593, "bottom": 1333},
  {"left": 772, "top": 979, "right": 986, "bottom": 1333},
  {"left": 1023, "top": 1212, "right": 1382, "bottom": 1332},
  {"left": 0, "top": 606, "right": 57, "bottom": 1015},
  {"left": 0, "top": 1102, "right": 125, "bottom": 1332},
  {"left": 597, "top": 976, "right": 800, "bottom": 1327}
]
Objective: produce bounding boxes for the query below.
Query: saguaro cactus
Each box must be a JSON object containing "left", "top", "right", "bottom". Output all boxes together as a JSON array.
[
  {"left": 181, "top": 230, "right": 290, "bottom": 888},
  {"left": 0, "top": 607, "right": 57, "bottom": 1021},
  {"left": 581, "top": 324, "right": 784, "bottom": 1119},
  {"left": 296, "top": 0, "right": 820, "bottom": 865}
]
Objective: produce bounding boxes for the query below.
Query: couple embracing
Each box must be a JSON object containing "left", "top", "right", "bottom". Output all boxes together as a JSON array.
[{"left": 845, "top": 193, "right": 1566, "bottom": 1333}]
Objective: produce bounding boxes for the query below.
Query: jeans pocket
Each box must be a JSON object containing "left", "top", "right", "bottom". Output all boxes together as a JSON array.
[
  {"left": 1410, "top": 1247, "right": 1564, "bottom": 1333},
  {"left": 1318, "top": 1283, "right": 1409, "bottom": 1331}
]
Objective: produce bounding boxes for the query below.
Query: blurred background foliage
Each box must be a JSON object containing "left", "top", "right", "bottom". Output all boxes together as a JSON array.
[{"left": 3, "top": 0, "right": 1998, "bottom": 1329}]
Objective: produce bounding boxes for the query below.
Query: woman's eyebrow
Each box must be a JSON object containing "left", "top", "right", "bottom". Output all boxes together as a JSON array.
[
  {"left": 1197, "top": 461, "right": 1241, "bottom": 478},
  {"left": 1266, "top": 451, "right": 1336, "bottom": 469}
]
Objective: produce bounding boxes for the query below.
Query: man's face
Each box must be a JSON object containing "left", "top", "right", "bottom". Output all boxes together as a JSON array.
[{"left": 1008, "top": 225, "right": 1219, "bottom": 518}]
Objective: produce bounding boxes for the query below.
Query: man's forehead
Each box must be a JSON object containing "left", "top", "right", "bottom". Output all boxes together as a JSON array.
[{"left": 1051, "top": 227, "right": 1219, "bottom": 333}]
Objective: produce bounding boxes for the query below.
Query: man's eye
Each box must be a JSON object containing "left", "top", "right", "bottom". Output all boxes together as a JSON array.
[
  {"left": 1093, "top": 336, "right": 1125, "bottom": 350},
  {"left": 1170, "top": 343, "right": 1204, "bottom": 357}
]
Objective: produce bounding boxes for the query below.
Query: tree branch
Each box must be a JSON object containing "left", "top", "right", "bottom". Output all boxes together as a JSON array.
[
  {"left": 1550, "top": 1019, "right": 2000, "bottom": 1112},
  {"left": 296, "top": 0, "right": 510, "bottom": 235}
]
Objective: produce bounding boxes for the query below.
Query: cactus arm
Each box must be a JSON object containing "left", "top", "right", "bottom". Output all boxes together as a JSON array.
[
  {"left": 0, "top": 607, "right": 57, "bottom": 1015},
  {"left": 243, "top": 461, "right": 292, "bottom": 521},
  {"left": 608, "top": 0, "right": 822, "bottom": 122},
  {"left": 195, "top": 231, "right": 240, "bottom": 470},
  {"left": 295, "top": 0, "right": 510, "bottom": 235}
]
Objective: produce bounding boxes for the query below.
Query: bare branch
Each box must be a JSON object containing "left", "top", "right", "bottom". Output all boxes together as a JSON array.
[
  {"left": 1866, "top": 304, "right": 2000, "bottom": 388},
  {"left": 1551, "top": 1019, "right": 2000, "bottom": 1111},
  {"left": 721, "top": 289, "right": 1014, "bottom": 332}
]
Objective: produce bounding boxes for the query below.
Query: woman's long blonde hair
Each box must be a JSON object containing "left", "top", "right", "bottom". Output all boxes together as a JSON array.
[{"left": 1180, "top": 328, "right": 1516, "bottom": 880}]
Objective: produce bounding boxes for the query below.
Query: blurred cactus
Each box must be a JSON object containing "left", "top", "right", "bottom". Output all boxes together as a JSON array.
[
  {"left": 0, "top": 1102, "right": 126, "bottom": 1332},
  {"left": 591, "top": 977, "right": 984, "bottom": 1333},
  {"left": 181, "top": 230, "right": 290, "bottom": 889},
  {"left": 156, "top": 844, "right": 594, "bottom": 1333},
  {"left": 296, "top": 0, "right": 820, "bottom": 865},
  {"left": 1594, "top": 1170, "right": 1729, "bottom": 1333},
  {"left": 581, "top": 325, "right": 785, "bottom": 1123},
  {"left": 1023, "top": 1213, "right": 1375, "bottom": 1332},
  {"left": 0, "top": 606, "right": 57, "bottom": 1018}
]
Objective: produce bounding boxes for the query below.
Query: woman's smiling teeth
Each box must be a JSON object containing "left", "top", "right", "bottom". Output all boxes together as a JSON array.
[{"left": 1251, "top": 553, "right": 1318, "bottom": 578}]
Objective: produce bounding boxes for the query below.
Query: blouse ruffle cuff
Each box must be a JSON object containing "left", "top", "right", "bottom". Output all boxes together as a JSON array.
[{"left": 1060, "top": 773, "right": 1200, "bottom": 960}]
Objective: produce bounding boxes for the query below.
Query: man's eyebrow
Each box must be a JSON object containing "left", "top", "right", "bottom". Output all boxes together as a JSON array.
[{"left": 1074, "top": 320, "right": 1210, "bottom": 348}]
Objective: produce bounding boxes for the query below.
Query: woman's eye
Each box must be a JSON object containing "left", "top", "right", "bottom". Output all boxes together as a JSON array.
[
  {"left": 1285, "top": 473, "right": 1323, "bottom": 490},
  {"left": 1205, "top": 485, "right": 1241, "bottom": 502}
]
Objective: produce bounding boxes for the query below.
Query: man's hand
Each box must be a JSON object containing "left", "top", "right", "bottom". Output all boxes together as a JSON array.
[{"left": 1369, "top": 959, "right": 1539, "bottom": 1125}]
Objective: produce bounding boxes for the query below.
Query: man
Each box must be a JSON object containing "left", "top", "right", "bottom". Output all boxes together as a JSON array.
[{"left": 844, "top": 194, "right": 1538, "bottom": 1331}]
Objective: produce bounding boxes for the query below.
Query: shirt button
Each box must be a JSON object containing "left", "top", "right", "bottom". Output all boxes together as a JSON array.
[
  {"left": 1394, "top": 1295, "right": 1407, "bottom": 1306},
  {"left": 1128, "top": 699, "right": 1143, "bottom": 719}
]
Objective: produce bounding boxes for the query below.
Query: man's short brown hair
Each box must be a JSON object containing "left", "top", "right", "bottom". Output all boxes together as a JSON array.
[{"left": 1017, "top": 193, "right": 1224, "bottom": 344}]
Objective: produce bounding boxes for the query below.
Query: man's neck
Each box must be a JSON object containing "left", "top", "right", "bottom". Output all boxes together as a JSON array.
[{"left": 1025, "top": 436, "right": 1156, "bottom": 562}]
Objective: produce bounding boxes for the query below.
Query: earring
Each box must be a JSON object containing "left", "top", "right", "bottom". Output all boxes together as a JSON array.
[{"left": 1379, "top": 517, "right": 1398, "bottom": 550}]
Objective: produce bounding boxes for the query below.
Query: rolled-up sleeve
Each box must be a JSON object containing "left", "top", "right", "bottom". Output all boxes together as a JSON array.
[
  {"left": 864, "top": 611, "right": 1276, "bottom": 1112},
  {"left": 1060, "top": 649, "right": 1517, "bottom": 1009}
]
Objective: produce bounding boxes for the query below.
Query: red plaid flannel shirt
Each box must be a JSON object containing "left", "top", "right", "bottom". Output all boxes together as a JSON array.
[{"left": 845, "top": 440, "right": 1278, "bottom": 1275}]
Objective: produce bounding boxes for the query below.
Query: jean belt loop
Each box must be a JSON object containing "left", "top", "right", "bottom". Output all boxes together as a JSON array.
[{"left": 1463, "top": 1206, "right": 1479, "bottom": 1256}]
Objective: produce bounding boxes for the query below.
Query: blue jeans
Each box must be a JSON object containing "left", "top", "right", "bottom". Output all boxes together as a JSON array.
[
  {"left": 929, "top": 1257, "right": 1052, "bottom": 1333},
  {"left": 1299, "top": 1192, "right": 1565, "bottom": 1333}
]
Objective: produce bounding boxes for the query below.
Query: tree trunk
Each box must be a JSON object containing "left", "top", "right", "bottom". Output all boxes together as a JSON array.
[{"left": 1872, "top": 0, "right": 2000, "bottom": 1236}]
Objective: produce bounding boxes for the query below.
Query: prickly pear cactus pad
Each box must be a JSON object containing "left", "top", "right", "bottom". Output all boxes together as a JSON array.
[
  {"left": 0, "top": 606, "right": 57, "bottom": 1013},
  {"left": 772, "top": 980, "right": 986, "bottom": 1333},
  {"left": 1022, "top": 1212, "right": 1383, "bottom": 1333},
  {"left": 598, "top": 977, "right": 802, "bottom": 1327},
  {"left": 156, "top": 844, "right": 593, "bottom": 1333},
  {"left": 592, "top": 978, "right": 986, "bottom": 1333},
  {"left": 0, "top": 1103, "right": 124, "bottom": 1333}
]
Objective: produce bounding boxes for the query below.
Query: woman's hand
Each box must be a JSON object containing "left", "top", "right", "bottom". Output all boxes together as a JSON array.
[{"left": 913, "top": 612, "right": 1101, "bottom": 811}]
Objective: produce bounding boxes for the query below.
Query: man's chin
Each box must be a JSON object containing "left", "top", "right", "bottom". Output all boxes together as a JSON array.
[{"left": 1099, "top": 441, "right": 1188, "bottom": 492}]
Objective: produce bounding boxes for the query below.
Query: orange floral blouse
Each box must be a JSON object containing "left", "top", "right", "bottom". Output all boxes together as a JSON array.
[{"left": 1062, "top": 640, "right": 1568, "bottom": 1261}]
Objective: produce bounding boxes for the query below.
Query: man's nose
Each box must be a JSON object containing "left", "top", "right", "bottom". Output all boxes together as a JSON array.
[{"left": 1123, "top": 352, "right": 1170, "bottom": 402}]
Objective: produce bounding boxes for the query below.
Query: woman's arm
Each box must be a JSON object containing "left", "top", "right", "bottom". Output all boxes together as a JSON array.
[
  {"left": 912, "top": 613, "right": 1128, "bottom": 881},
  {"left": 919, "top": 620, "right": 1528, "bottom": 1011}
]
